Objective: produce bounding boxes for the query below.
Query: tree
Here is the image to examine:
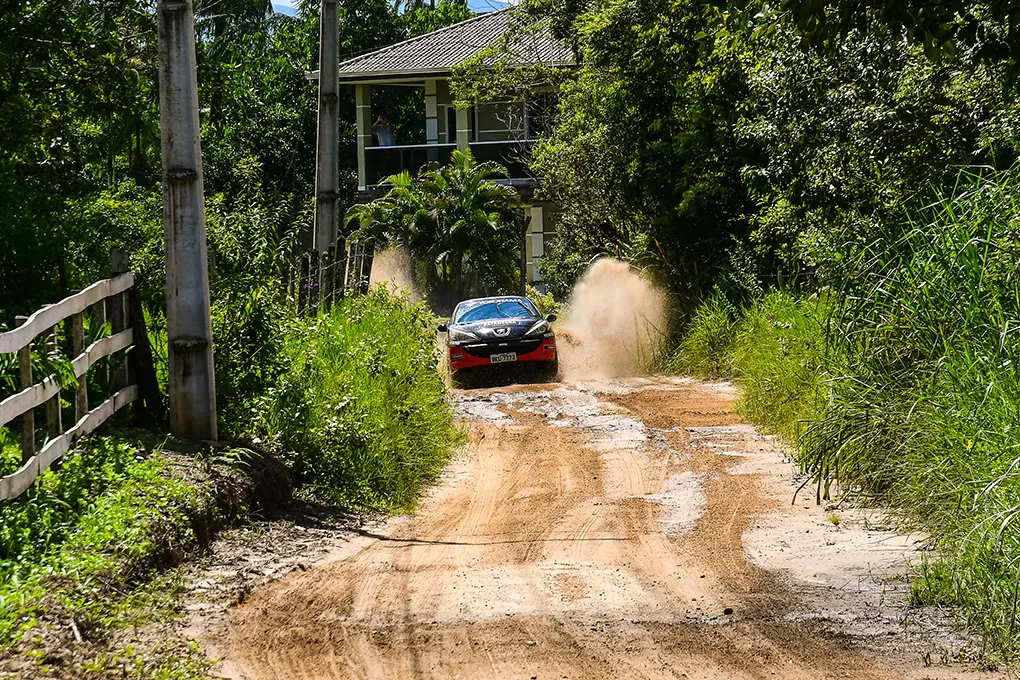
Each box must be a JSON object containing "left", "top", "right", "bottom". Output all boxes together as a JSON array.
[
  {"left": 529, "top": 0, "right": 756, "bottom": 306},
  {"left": 347, "top": 149, "right": 525, "bottom": 309}
]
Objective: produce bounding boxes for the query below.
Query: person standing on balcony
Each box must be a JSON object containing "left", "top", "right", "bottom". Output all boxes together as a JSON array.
[{"left": 373, "top": 114, "right": 396, "bottom": 146}]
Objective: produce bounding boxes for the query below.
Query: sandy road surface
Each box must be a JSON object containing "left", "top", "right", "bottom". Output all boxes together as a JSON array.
[{"left": 221, "top": 378, "right": 995, "bottom": 679}]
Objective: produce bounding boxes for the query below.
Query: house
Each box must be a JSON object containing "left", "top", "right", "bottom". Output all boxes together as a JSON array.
[{"left": 313, "top": 9, "right": 574, "bottom": 284}]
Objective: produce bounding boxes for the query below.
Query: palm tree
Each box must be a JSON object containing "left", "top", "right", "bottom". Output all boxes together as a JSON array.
[{"left": 347, "top": 149, "right": 525, "bottom": 309}]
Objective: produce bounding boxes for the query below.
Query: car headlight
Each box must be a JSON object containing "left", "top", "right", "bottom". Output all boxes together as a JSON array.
[
  {"left": 524, "top": 320, "right": 551, "bottom": 336},
  {"left": 448, "top": 327, "right": 478, "bottom": 343}
]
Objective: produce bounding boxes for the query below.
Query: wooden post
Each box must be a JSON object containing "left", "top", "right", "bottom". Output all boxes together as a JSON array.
[
  {"left": 15, "top": 316, "right": 34, "bottom": 464},
  {"left": 158, "top": 0, "right": 218, "bottom": 441},
  {"left": 321, "top": 246, "right": 334, "bottom": 313},
  {"left": 297, "top": 254, "right": 309, "bottom": 318},
  {"left": 313, "top": 0, "right": 339, "bottom": 251},
  {"left": 128, "top": 286, "right": 162, "bottom": 424},
  {"left": 111, "top": 249, "right": 131, "bottom": 391},
  {"left": 338, "top": 243, "right": 350, "bottom": 303},
  {"left": 360, "top": 244, "right": 374, "bottom": 295},
  {"left": 71, "top": 310, "right": 88, "bottom": 423},
  {"left": 309, "top": 250, "right": 320, "bottom": 314},
  {"left": 44, "top": 325, "right": 62, "bottom": 439}
]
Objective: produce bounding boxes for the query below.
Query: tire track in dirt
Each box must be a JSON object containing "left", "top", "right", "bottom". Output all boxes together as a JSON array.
[{"left": 219, "top": 379, "right": 993, "bottom": 680}]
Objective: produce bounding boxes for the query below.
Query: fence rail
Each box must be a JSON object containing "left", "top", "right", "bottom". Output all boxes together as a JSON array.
[{"left": 0, "top": 255, "right": 158, "bottom": 501}]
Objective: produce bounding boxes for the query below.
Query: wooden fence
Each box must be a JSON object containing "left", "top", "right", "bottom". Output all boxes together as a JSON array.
[
  {"left": 287, "top": 240, "right": 374, "bottom": 317},
  {"left": 0, "top": 254, "right": 159, "bottom": 501}
]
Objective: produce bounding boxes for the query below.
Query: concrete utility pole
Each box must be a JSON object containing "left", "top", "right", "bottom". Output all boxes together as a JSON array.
[
  {"left": 313, "top": 0, "right": 340, "bottom": 251},
  {"left": 157, "top": 0, "right": 218, "bottom": 442}
]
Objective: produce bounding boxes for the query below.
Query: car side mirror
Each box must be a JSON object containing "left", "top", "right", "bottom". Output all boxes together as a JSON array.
[
  {"left": 437, "top": 323, "right": 448, "bottom": 333},
  {"left": 545, "top": 314, "right": 557, "bottom": 323}
]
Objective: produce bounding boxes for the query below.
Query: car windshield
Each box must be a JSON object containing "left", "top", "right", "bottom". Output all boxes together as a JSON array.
[{"left": 454, "top": 299, "right": 536, "bottom": 324}]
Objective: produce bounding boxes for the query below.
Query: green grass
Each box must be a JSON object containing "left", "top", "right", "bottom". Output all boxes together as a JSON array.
[
  {"left": 665, "top": 290, "right": 828, "bottom": 443},
  {"left": 0, "top": 436, "right": 215, "bottom": 677},
  {"left": 257, "top": 287, "right": 464, "bottom": 511},
  {"left": 0, "top": 285, "right": 462, "bottom": 676}
]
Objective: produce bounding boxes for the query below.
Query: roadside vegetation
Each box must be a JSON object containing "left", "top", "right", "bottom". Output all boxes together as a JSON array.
[
  {"left": 259, "top": 290, "right": 462, "bottom": 511},
  {"left": 666, "top": 168, "right": 1020, "bottom": 659},
  {"left": 0, "top": 436, "right": 219, "bottom": 678}
]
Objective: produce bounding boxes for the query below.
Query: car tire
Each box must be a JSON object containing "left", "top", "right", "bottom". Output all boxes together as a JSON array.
[{"left": 542, "top": 358, "right": 560, "bottom": 383}]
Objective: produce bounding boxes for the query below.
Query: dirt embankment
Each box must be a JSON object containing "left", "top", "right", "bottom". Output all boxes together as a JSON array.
[{"left": 210, "top": 378, "right": 996, "bottom": 680}]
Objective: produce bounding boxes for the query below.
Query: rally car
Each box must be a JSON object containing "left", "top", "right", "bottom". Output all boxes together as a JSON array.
[{"left": 438, "top": 296, "right": 558, "bottom": 382}]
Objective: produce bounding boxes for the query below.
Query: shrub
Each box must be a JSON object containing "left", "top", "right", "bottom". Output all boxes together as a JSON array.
[
  {"left": 666, "top": 290, "right": 828, "bottom": 441},
  {"left": 258, "top": 288, "right": 462, "bottom": 510},
  {"left": 0, "top": 437, "right": 203, "bottom": 649}
]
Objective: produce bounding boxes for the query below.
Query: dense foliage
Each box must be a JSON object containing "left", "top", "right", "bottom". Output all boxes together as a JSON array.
[
  {"left": 258, "top": 290, "right": 462, "bottom": 510},
  {"left": 0, "top": 0, "right": 469, "bottom": 324},
  {"left": 522, "top": 0, "right": 1020, "bottom": 303}
]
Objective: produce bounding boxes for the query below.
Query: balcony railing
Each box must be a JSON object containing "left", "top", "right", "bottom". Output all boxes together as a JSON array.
[
  {"left": 363, "top": 140, "right": 537, "bottom": 188},
  {"left": 364, "top": 143, "right": 456, "bottom": 187}
]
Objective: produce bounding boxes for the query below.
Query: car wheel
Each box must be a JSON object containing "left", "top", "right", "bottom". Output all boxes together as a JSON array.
[{"left": 542, "top": 358, "right": 560, "bottom": 383}]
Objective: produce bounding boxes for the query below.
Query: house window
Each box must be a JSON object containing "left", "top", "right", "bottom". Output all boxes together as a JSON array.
[{"left": 445, "top": 106, "right": 476, "bottom": 143}]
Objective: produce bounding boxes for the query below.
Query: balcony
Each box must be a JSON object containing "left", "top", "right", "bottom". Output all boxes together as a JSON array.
[
  {"left": 363, "top": 143, "right": 456, "bottom": 187},
  {"left": 364, "top": 140, "right": 536, "bottom": 189}
]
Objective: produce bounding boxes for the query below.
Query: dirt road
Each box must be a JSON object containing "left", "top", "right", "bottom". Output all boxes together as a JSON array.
[{"left": 220, "top": 378, "right": 994, "bottom": 679}]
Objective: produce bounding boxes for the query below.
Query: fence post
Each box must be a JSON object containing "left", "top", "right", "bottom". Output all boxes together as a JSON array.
[
  {"left": 111, "top": 250, "right": 131, "bottom": 392},
  {"left": 360, "top": 244, "right": 374, "bottom": 295},
  {"left": 321, "top": 246, "right": 334, "bottom": 313},
  {"left": 128, "top": 284, "right": 162, "bottom": 424},
  {"left": 346, "top": 242, "right": 359, "bottom": 293},
  {"left": 44, "top": 325, "right": 62, "bottom": 440},
  {"left": 71, "top": 309, "right": 88, "bottom": 423},
  {"left": 297, "top": 254, "right": 309, "bottom": 318},
  {"left": 353, "top": 243, "right": 365, "bottom": 294},
  {"left": 15, "top": 316, "right": 34, "bottom": 464}
]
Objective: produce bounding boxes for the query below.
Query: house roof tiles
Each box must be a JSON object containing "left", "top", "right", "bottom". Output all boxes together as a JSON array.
[{"left": 329, "top": 9, "right": 574, "bottom": 82}]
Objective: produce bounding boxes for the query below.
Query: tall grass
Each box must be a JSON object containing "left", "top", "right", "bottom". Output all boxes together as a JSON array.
[
  {"left": 258, "top": 288, "right": 463, "bottom": 511},
  {"left": 0, "top": 437, "right": 204, "bottom": 650},
  {"left": 669, "top": 166, "right": 1020, "bottom": 660},
  {"left": 803, "top": 168, "right": 1020, "bottom": 657},
  {"left": 665, "top": 290, "right": 828, "bottom": 441}
]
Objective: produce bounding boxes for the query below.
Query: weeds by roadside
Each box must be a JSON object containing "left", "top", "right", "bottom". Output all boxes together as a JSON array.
[
  {"left": 666, "top": 167, "right": 1020, "bottom": 662},
  {"left": 258, "top": 288, "right": 464, "bottom": 511},
  {"left": 0, "top": 437, "right": 225, "bottom": 678}
]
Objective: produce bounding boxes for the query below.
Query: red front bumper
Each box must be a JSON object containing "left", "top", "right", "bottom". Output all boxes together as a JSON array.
[{"left": 449, "top": 339, "right": 557, "bottom": 372}]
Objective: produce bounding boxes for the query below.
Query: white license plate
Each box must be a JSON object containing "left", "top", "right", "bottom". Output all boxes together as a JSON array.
[{"left": 490, "top": 352, "right": 517, "bottom": 364}]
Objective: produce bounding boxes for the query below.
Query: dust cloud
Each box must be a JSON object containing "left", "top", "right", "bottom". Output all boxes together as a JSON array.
[
  {"left": 369, "top": 247, "right": 420, "bottom": 302},
  {"left": 557, "top": 258, "right": 666, "bottom": 380}
]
